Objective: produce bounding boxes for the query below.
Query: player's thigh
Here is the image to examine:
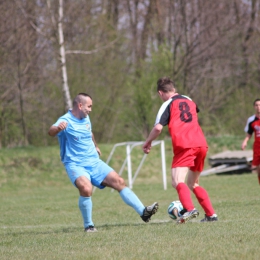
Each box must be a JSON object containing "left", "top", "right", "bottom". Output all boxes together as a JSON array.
[
  {"left": 102, "top": 171, "right": 126, "bottom": 191},
  {"left": 171, "top": 167, "right": 189, "bottom": 188},
  {"left": 65, "top": 164, "right": 92, "bottom": 196}
]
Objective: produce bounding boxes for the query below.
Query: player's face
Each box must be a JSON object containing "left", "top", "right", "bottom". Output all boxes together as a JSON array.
[
  {"left": 254, "top": 101, "right": 260, "bottom": 115},
  {"left": 79, "top": 97, "right": 92, "bottom": 119}
]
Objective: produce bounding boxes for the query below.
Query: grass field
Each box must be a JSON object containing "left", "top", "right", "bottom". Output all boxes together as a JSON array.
[{"left": 0, "top": 136, "right": 259, "bottom": 260}]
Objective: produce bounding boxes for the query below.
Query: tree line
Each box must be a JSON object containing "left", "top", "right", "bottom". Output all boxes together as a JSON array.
[{"left": 0, "top": 0, "right": 259, "bottom": 148}]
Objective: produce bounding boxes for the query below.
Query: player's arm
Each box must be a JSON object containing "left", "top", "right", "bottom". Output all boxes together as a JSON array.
[
  {"left": 142, "top": 124, "right": 163, "bottom": 154},
  {"left": 241, "top": 134, "right": 251, "bottom": 150},
  {"left": 48, "top": 121, "right": 67, "bottom": 137},
  {"left": 92, "top": 133, "right": 101, "bottom": 156}
]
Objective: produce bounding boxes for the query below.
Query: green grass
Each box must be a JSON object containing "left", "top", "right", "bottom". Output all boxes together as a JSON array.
[{"left": 0, "top": 136, "right": 258, "bottom": 260}]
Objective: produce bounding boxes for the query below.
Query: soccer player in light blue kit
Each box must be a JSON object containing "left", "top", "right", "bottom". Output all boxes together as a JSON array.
[{"left": 48, "top": 93, "right": 158, "bottom": 232}]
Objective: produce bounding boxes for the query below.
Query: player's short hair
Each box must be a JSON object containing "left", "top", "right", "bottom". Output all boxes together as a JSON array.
[
  {"left": 73, "top": 93, "right": 92, "bottom": 107},
  {"left": 157, "top": 77, "right": 176, "bottom": 92},
  {"left": 253, "top": 98, "right": 260, "bottom": 105}
]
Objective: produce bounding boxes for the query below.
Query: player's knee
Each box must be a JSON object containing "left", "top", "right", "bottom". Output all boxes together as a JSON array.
[
  {"left": 79, "top": 186, "right": 92, "bottom": 197},
  {"left": 117, "top": 176, "right": 126, "bottom": 187},
  {"left": 187, "top": 180, "right": 197, "bottom": 190},
  {"left": 112, "top": 176, "right": 126, "bottom": 191},
  {"left": 187, "top": 183, "right": 195, "bottom": 191}
]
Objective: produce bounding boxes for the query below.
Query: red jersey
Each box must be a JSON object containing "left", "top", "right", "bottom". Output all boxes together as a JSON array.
[
  {"left": 155, "top": 94, "right": 207, "bottom": 154},
  {"left": 246, "top": 116, "right": 260, "bottom": 149}
]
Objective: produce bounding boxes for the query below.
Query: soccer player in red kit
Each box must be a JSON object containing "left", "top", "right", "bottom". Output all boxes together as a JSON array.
[
  {"left": 241, "top": 98, "right": 260, "bottom": 185},
  {"left": 142, "top": 77, "right": 218, "bottom": 223}
]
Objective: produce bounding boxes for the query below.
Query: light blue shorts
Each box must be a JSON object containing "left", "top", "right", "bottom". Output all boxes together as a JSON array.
[{"left": 65, "top": 160, "right": 114, "bottom": 189}]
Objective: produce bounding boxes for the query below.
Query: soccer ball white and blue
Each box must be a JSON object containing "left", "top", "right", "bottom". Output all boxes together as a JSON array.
[{"left": 167, "top": 200, "right": 185, "bottom": 220}]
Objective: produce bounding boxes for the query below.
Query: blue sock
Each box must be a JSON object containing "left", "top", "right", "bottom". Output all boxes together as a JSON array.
[
  {"left": 119, "top": 187, "right": 145, "bottom": 215},
  {"left": 78, "top": 196, "right": 94, "bottom": 228}
]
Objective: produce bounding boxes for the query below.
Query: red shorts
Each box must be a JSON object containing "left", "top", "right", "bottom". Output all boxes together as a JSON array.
[
  {"left": 172, "top": 147, "right": 208, "bottom": 172},
  {"left": 252, "top": 148, "right": 260, "bottom": 166}
]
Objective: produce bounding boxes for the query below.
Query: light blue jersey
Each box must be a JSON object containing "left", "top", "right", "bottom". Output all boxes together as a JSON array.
[{"left": 54, "top": 110, "right": 99, "bottom": 166}]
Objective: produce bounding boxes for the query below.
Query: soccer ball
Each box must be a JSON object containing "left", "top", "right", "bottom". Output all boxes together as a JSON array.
[{"left": 167, "top": 200, "right": 185, "bottom": 220}]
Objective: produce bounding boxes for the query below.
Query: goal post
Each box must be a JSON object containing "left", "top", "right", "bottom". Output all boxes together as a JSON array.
[{"left": 105, "top": 140, "right": 167, "bottom": 190}]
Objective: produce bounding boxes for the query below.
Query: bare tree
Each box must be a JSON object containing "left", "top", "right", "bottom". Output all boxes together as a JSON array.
[{"left": 45, "top": 0, "right": 72, "bottom": 110}]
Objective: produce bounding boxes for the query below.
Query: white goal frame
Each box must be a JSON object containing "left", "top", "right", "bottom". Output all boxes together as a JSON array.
[{"left": 103, "top": 140, "right": 167, "bottom": 190}]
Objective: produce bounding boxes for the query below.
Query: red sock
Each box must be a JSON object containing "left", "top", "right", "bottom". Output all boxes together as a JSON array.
[
  {"left": 176, "top": 183, "right": 194, "bottom": 211},
  {"left": 193, "top": 186, "right": 215, "bottom": 216}
]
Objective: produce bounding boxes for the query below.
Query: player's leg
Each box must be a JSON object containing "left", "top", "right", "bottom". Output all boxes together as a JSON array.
[
  {"left": 188, "top": 147, "right": 217, "bottom": 222},
  {"left": 91, "top": 160, "right": 158, "bottom": 222},
  {"left": 65, "top": 164, "right": 96, "bottom": 232},
  {"left": 172, "top": 167, "right": 199, "bottom": 223},
  {"left": 102, "top": 170, "right": 145, "bottom": 215},
  {"left": 172, "top": 167, "right": 194, "bottom": 211},
  {"left": 102, "top": 170, "right": 158, "bottom": 222},
  {"left": 187, "top": 170, "right": 217, "bottom": 221},
  {"left": 75, "top": 176, "right": 96, "bottom": 231},
  {"left": 171, "top": 148, "right": 197, "bottom": 211}
]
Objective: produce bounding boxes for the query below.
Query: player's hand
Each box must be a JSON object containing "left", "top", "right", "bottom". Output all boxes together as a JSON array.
[
  {"left": 143, "top": 147, "right": 151, "bottom": 154},
  {"left": 142, "top": 142, "right": 152, "bottom": 154},
  {"left": 241, "top": 140, "right": 247, "bottom": 150},
  {"left": 57, "top": 121, "right": 67, "bottom": 132}
]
